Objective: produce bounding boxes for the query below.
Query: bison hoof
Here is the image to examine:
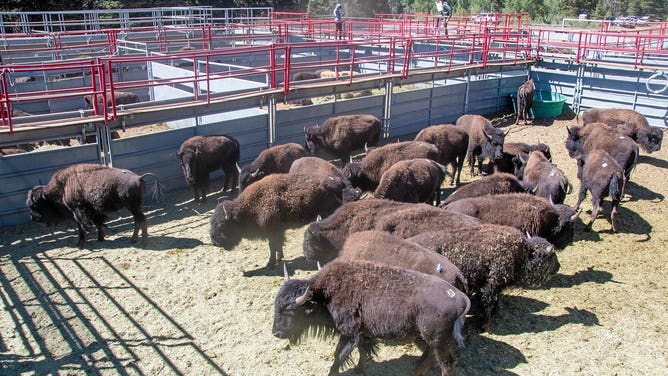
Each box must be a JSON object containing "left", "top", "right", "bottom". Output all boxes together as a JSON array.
[{"left": 130, "top": 237, "right": 138, "bottom": 243}]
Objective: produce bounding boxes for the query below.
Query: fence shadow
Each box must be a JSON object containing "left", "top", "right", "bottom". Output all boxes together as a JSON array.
[{"left": 0, "top": 253, "right": 228, "bottom": 374}]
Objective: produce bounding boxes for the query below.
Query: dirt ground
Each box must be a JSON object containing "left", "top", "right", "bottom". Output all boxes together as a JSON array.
[{"left": 1, "top": 114, "right": 667, "bottom": 375}]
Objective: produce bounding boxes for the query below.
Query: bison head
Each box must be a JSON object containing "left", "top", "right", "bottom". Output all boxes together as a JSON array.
[
  {"left": 304, "top": 125, "right": 325, "bottom": 154},
  {"left": 25, "top": 186, "right": 69, "bottom": 226},
  {"left": 210, "top": 201, "right": 243, "bottom": 248},
  {"left": 482, "top": 127, "right": 507, "bottom": 161},
  {"left": 550, "top": 203, "right": 580, "bottom": 249},
  {"left": 176, "top": 148, "right": 200, "bottom": 185},
  {"left": 521, "top": 235, "right": 560, "bottom": 288},
  {"left": 272, "top": 276, "right": 332, "bottom": 344},
  {"left": 238, "top": 164, "right": 265, "bottom": 191},
  {"left": 637, "top": 126, "right": 663, "bottom": 153},
  {"left": 565, "top": 125, "right": 585, "bottom": 159},
  {"left": 303, "top": 223, "right": 338, "bottom": 263}
]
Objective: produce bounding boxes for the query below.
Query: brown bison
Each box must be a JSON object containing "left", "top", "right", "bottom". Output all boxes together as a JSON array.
[
  {"left": 518, "top": 150, "right": 571, "bottom": 204},
  {"left": 238, "top": 143, "right": 308, "bottom": 191},
  {"left": 580, "top": 108, "right": 663, "bottom": 153},
  {"left": 373, "top": 158, "right": 448, "bottom": 205},
  {"left": 210, "top": 173, "right": 356, "bottom": 267},
  {"left": 408, "top": 227, "right": 559, "bottom": 331},
  {"left": 304, "top": 114, "right": 381, "bottom": 165},
  {"left": 455, "top": 114, "right": 508, "bottom": 177},
  {"left": 288, "top": 157, "right": 361, "bottom": 203},
  {"left": 337, "top": 230, "right": 468, "bottom": 293},
  {"left": 414, "top": 124, "right": 469, "bottom": 186},
  {"left": 515, "top": 79, "right": 535, "bottom": 125},
  {"left": 574, "top": 149, "right": 625, "bottom": 232},
  {"left": 443, "top": 193, "right": 579, "bottom": 249},
  {"left": 177, "top": 135, "right": 241, "bottom": 202},
  {"left": 341, "top": 141, "right": 440, "bottom": 191},
  {"left": 274, "top": 260, "right": 470, "bottom": 375},
  {"left": 26, "top": 163, "right": 159, "bottom": 249},
  {"left": 441, "top": 172, "right": 526, "bottom": 205},
  {"left": 84, "top": 91, "right": 140, "bottom": 109},
  {"left": 489, "top": 141, "right": 552, "bottom": 175}
]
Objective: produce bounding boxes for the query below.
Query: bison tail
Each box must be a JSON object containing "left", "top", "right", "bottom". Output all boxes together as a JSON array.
[
  {"left": 140, "top": 173, "right": 166, "bottom": 203},
  {"left": 453, "top": 295, "right": 471, "bottom": 348},
  {"left": 609, "top": 173, "right": 622, "bottom": 203}
]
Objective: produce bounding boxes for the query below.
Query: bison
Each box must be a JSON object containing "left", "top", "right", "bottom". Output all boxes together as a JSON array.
[
  {"left": 26, "top": 163, "right": 159, "bottom": 249},
  {"left": 518, "top": 150, "right": 571, "bottom": 204},
  {"left": 337, "top": 230, "right": 468, "bottom": 293},
  {"left": 238, "top": 143, "right": 308, "bottom": 191},
  {"left": 304, "top": 114, "right": 381, "bottom": 165},
  {"left": 441, "top": 172, "right": 526, "bottom": 205},
  {"left": 210, "top": 173, "right": 356, "bottom": 267},
  {"left": 84, "top": 91, "right": 140, "bottom": 109},
  {"left": 414, "top": 124, "right": 469, "bottom": 186},
  {"left": 515, "top": 79, "right": 535, "bottom": 125},
  {"left": 489, "top": 141, "right": 552, "bottom": 175},
  {"left": 288, "top": 157, "right": 361, "bottom": 203},
  {"left": 373, "top": 158, "right": 448, "bottom": 205},
  {"left": 455, "top": 114, "right": 508, "bottom": 177},
  {"left": 580, "top": 108, "right": 663, "bottom": 153},
  {"left": 566, "top": 122, "right": 638, "bottom": 183},
  {"left": 274, "top": 260, "right": 470, "bottom": 375},
  {"left": 341, "top": 141, "right": 440, "bottom": 191},
  {"left": 177, "top": 135, "right": 240, "bottom": 202},
  {"left": 1, "top": 148, "right": 29, "bottom": 156},
  {"left": 574, "top": 149, "right": 625, "bottom": 232},
  {"left": 408, "top": 226, "right": 559, "bottom": 331},
  {"left": 443, "top": 193, "right": 579, "bottom": 249}
]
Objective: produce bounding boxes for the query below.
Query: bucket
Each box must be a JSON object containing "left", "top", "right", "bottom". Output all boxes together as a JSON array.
[{"left": 511, "top": 91, "right": 567, "bottom": 119}]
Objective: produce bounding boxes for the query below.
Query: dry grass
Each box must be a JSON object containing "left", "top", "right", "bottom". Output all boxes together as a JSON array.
[{"left": 0, "top": 114, "right": 666, "bottom": 375}]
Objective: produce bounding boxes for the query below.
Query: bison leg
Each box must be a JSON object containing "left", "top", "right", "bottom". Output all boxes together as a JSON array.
[
  {"left": 71, "top": 208, "right": 91, "bottom": 249},
  {"left": 574, "top": 184, "right": 588, "bottom": 211},
  {"left": 354, "top": 338, "right": 375, "bottom": 373},
  {"left": 414, "top": 347, "right": 437, "bottom": 376},
  {"left": 479, "top": 283, "right": 500, "bottom": 332},
  {"left": 433, "top": 342, "right": 457, "bottom": 376},
  {"left": 329, "top": 335, "right": 358, "bottom": 376},
  {"left": 129, "top": 208, "right": 148, "bottom": 247},
  {"left": 586, "top": 195, "right": 602, "bottom": 231},
  {"left": 267, "top": 232, "right": 286, "bottom": 267},
  {"left": 93, "top": 214, "right": 107, "bottom": 241}
]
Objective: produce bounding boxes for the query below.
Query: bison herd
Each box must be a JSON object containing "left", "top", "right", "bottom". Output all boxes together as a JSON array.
[{"left": 23, "top": 103, "right": 664, "bottom": 375}]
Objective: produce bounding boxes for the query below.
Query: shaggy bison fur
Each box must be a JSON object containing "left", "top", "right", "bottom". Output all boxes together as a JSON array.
[
  {"left": 210, "top": 174, "right": 355, "bottom": 267},
  {"left": 304, "top": 114, "right": 381, "bottom": 164},
  {"left": 238, "top": 143, "right": 308, "bottom": 190},
  {"left": 407, "top": 227, "right": 559, "bottom": 331},
  {"left": 337, "top": 230, "right": 468, "bottom": 293},
  {"left": 455, "top": 114, "right": 508, "bottom": 177},
  {"left": 84, "top": 91, "right": 139, "bottom": 109},
  {"left": 574, "top": 149, "right": 625, "bottom": 232},
  {"left": 489, "top": 142, "right": 552, "bottom": 175},
  {"left": 273, "top": 260, "right": 470, "bottom": 375},
  {"left": 518, "top": 150, "right": 571, "bottom": 204},
  {"left": 443, "top": 193, "right": 579, "bottom": 249},
  {"left": 26, "top": 163, "right": 156, "bottom": 249},
  {"left": 289, "top": 157, "right": 361, "bottom": 203},
  {"left": 580, "top": 108, "right": 663, "bottom": 153},
  {"left": 341, "top": 141, "right": 440, "bottom": 191},
  {"left": 373, "top": 158, "right": 448, "bottom": 205},
  {"left": 441, "top": 172, "right": 526, "bottom": 205},
  {"left": 515, "top": 79, "right": 535, "bottom": 125},
  {"left": 177, "top": 135, "right": 240, "bottom": 202},
  {"left": 414, "top": 124, "right": 469, "bottom": 186}
]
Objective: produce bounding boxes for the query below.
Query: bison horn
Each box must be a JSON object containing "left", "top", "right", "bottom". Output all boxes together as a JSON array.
[
  {"left": 236, "top": 162, "right": 241, "bottom": 173},
  {"left": 222, "top": 205, "right": 230, "bottom": 220},
  {"left": 283, "top": 263, "right": 290, "bottom": 282},
  {"left": 295, "top": 285, "right": 310, "bottom": 306},
  {"left": 364, "top": 142, "right": 368, "bottom": 153},
  {"left": 250, "top": 168, "right": 260, "bottom": 178},
  {"left": 570, "top": 208, "right": 582, "bottom": 221},
  {"left": 316, "top": 261, "right": 322, "bottom": 271},
  {"left": 526, "top": 231, "right": 532, "bottom": 239},
  {"left": 316, "top": 214, "right": 322, "bottom": 222}
]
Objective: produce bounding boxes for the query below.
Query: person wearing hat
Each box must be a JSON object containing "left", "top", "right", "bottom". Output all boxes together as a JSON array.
[{"left": 333, "top": 3, "right": 345, "bottom": 40}]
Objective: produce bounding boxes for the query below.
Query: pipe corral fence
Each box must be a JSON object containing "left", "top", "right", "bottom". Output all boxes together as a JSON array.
[{"left": 0, "top": 7, "right": 667, "bottom": 227}]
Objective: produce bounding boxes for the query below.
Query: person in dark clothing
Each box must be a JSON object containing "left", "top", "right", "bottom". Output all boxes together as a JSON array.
[{"left": 334, "top": 3, "right": 345, "bottom": 40}]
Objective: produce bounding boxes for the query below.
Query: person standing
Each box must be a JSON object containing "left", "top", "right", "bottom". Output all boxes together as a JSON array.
[
  {"left": 434, "top": 0, "right": 453, "bottom": 35},
  {"left": 334, "top": 3, "right": 344, "bottom": 40}
]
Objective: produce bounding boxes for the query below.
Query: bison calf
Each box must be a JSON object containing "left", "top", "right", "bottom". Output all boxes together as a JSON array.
[
  {"left": 274, "top": 260, "right": 470, "bottom": 375},
  {"left": 238, "top": 143, "right": 308, "bottom": 190},
  {"left": 26, "top": 163, "right": 157, "bottom": 248},
  {"left": 177, "top": 135, "right": 240, "bottom": 202},
  {"left": 455, "top": 114, "right": 508, "bottom": 177},
  {"left": 518, "top": 150, "right": 571, "bottom": 204},
  {"left": 414, "top": 124, "right": 469, "bottom": 186},
  {"left": 210, "top": 174, "right": 354, "bottom": 267},
  {"left": 441, "top": 172, "right": 526, "bottom": 205},
  {"left": 515, "top": 79, "right": 535, "bottom": 125}
]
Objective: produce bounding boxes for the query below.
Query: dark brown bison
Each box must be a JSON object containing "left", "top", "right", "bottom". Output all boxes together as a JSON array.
[
  {"left": 566, "top": 122, "right": 639, "bottom": 182},
  {"left": 293, "top": 71, "right": 320, "bottom": 81},
  {"left": 177, "top": 135, "right": 241, "bottom": 202},
  {"left": 304, "top": 114, "right": 381, "bottom": 165},
  {"left": 518, "top": 150, "right": 571, "bottom": 204},
  {"left": 373, "top": 204, "right": 482, "bottom": 239},
  {"left": 341, "top": 141, "right": 440, "bottom": 191},
  {"left": 25, "top": 163, "right": 159, "bottom": 249},
  {"left": 574, "top": 149, "right": 625, "bottom": 232},
  {"left": 84, "top": 91, "right": 140, "bottom": 109},
  {"left": 414, "top": 124, "right": 469, "bottom": 186},
  {"left": 443, "top": 193, "right": 579, "bottom": 249},
  {"left": 373, "top": 158, "right": 448, "bottom": 205},
  {"left": 274, "top": 260, "right": 470, "bottom": 375},
  {"left": 210, "top": 173, "right": 356, "bottom": 267},
  {"left": 580, "top": 108, "right": 663, "bottom": 153},
  {"left": 408, "top": 227, "right": 559, "bottom": 331},
  {"left": 337, "top": 230, "right": 468, "bottom": 293},
  {"left": 441, "top": 172, "right": 526, "bottom": 205},
  {"left": 455, "top": 114, "right": 508, "bottom": 177},
  {"left": 515, "top": 79, "right": 535, "bottom": 125},
  {"left": 288, "top": 157, "right": 361, "bottom": 203},
  {"left": 489, "top": 141, "right": 552, "bottom": 175},
  {"left": 238, "top": 143, "right": 308, "bottom": 191}
]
